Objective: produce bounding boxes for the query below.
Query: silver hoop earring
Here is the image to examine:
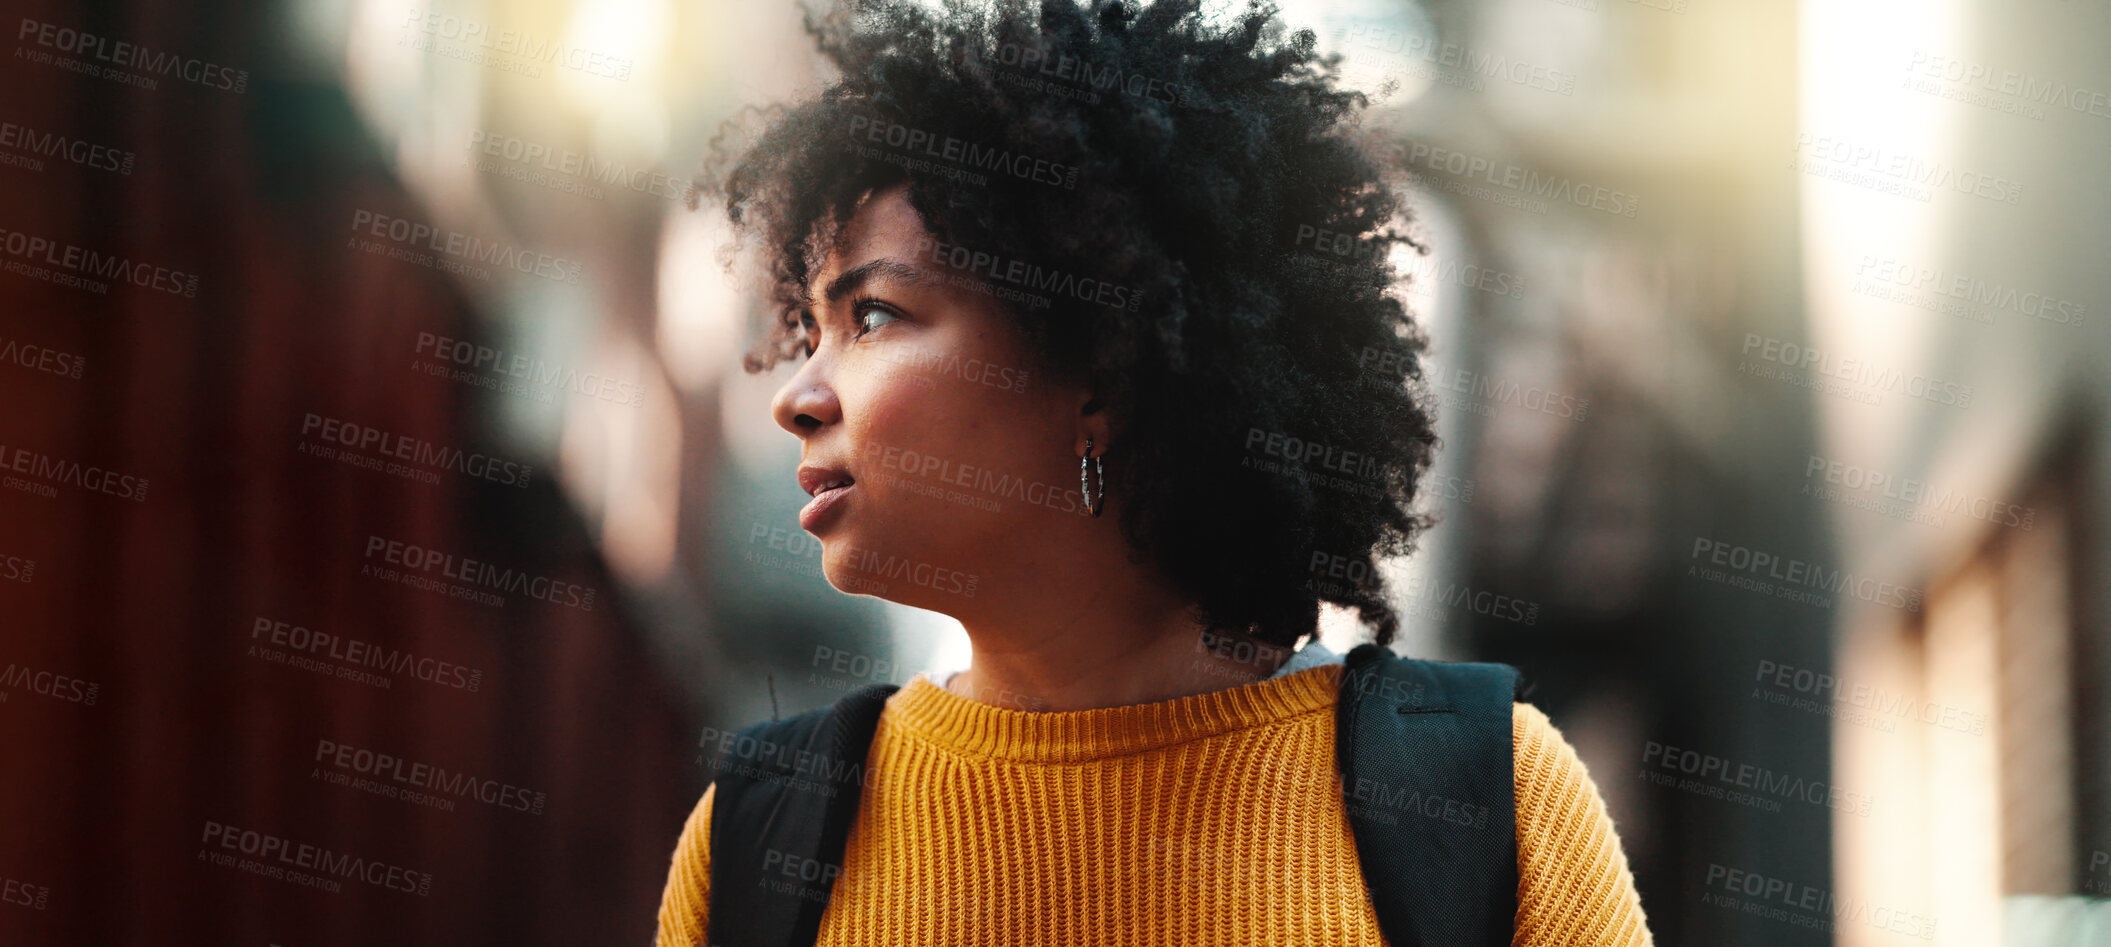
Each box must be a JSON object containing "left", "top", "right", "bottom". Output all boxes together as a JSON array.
[{"left": 1080, "top": 437, "right": 1106, "bottom": 517}]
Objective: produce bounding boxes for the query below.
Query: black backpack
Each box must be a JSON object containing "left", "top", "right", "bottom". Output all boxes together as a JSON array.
[{"left": 704, "top": 642, "right": 1522, "bottom": 947}]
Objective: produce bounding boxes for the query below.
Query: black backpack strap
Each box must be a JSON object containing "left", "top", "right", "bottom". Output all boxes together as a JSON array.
[
  {"left": 707, "top": 682, "right": 899, "bottom": 947},
  {"left": 1337, "top": 642, "right": 1522, "bottom": 947}
]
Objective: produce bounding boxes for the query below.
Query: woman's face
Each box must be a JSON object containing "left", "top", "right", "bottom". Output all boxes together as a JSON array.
[{"left": 770, "top": 184, "right": 1097, "bottom": 614}]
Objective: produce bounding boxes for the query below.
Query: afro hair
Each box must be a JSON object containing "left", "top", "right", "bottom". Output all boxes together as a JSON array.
[{"left": 691, "top": 0, "right": 1441, "bottom": 649}]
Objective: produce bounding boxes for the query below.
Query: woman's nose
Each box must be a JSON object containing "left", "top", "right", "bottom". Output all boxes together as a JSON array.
[{"left": 772, "top": 357, "right": 840, "bottom": 436}]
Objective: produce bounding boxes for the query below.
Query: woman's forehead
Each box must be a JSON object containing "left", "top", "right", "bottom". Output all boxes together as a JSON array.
[{"left": 809, "top": 186, "right": 927, "bottom": 288}]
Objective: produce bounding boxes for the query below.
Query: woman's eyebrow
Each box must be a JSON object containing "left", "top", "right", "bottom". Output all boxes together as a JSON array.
[{"left": 806, "top": 258, "right": 932, "bottom": 311}]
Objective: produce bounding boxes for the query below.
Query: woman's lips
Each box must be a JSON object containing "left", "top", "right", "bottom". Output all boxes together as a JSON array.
[{"left": 799, "top": 481, "right": 854, "bottom": 532}]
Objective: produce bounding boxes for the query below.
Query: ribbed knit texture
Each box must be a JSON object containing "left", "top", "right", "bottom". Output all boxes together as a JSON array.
[{"left": 656, "top": 663, "right": 1652, "bottom": 946}]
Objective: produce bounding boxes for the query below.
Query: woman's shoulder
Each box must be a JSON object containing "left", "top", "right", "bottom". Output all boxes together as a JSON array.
[
  {"left": 1509, "top": 701, "right": 1563, "bottom": 758},
  {"left": 1508, "top": 700, "right": 1603, "bottom": 826},
  {"left": 656, "top": 781, "right": 717, "bottom": 947},
  {"left": 1506, "top": 700, "right": 1655, "bottom": 947}
]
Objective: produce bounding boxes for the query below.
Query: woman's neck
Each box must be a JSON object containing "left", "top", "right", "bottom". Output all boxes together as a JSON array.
[
  {"left": 936, "top": 491, "right": 1298, "bottom": 711},
  {"left": 944, "top": 614, "right": 1297, "bottom": 713}
]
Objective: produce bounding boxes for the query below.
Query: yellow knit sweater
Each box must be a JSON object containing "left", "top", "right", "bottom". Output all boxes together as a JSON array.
[{"left": 657, "top": 663, "right": 1652, "bottom": 946}]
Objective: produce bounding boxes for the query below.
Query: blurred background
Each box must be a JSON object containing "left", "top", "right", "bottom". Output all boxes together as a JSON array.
[{"left": 0, "top": 0, "right": 2105, "bottom": 943}]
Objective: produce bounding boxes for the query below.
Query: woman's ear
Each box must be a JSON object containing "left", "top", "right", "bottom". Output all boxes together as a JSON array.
[{"left": 1076, "top": 394, "right": 1115, "bottom": 455}]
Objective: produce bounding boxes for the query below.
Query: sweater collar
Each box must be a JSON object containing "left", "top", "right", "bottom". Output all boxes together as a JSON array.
[{"left": 885, "top": 663, "right": 1344, "bottom": 764}]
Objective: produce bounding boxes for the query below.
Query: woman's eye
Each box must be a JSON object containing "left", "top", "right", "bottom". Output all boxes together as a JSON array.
[
  {"left": 855, "top": 304, "right": 900, "bottom": 337},
  {"left": 797, "top": 311, "right": 819, "bottom": 358}
]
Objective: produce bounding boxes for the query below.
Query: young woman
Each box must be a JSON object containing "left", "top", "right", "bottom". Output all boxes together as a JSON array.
[{"left": 658, "top": 1, "right": 1653, "bottom": 944}]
